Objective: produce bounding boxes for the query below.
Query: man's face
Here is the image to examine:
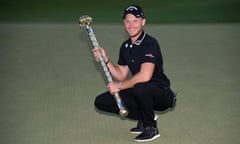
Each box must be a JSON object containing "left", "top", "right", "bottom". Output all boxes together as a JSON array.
[{"left": 124, "top": 14, "right": 146, "bottom": 39}]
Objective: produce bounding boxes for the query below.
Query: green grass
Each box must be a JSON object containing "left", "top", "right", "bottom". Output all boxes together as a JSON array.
[
  {"left": 0, "top": 0, "right": 240, "bottom": 23},
  {"left": 0, "top": 23, "right": 240, "bottom": 144}
]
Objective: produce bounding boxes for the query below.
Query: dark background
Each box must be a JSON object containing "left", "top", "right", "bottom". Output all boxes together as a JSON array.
[{"left": 0, "top": 0, "right": 239, "bottom": 23}]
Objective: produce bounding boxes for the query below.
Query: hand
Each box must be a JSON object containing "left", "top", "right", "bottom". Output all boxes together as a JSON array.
[
  {"left": 107, "top": 82, "right": 120, "bottom": 95},
  {"left": 92, "top": 47, "right": 108, "bottom": 63}
]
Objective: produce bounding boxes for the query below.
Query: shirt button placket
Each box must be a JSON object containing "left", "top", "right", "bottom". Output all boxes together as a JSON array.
[{"left": 129, "top": 44, "right": 134, "bottom": 63}]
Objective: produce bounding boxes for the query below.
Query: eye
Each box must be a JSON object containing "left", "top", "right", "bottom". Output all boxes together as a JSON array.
[
  {"left": 133, "top": 19, "right": 139, "bottom": 24},
  {"left": 124, "top": 20, "right": 130, "bottom": 24}
]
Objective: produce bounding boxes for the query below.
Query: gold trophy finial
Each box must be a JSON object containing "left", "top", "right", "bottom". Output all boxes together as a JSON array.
[{"left": 79, "top": 15, "right": 93, "bottom": 28}]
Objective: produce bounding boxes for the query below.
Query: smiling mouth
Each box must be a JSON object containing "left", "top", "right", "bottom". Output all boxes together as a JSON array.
[{"left": 128, "top": 29, "right": 136, "bottom": 33}]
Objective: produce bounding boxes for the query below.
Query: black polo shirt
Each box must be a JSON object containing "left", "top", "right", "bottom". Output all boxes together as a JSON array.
[{"left": 118, "top": 31, "right": 170, "bottom": 88}]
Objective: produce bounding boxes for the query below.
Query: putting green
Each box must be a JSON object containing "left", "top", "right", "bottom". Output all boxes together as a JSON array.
[{"left": 0, "top": 23, "right": 239, "bottom": 144}]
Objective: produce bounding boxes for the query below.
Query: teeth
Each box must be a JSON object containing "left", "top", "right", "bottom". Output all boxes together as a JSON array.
[{"left": 129, "top": 29, "right": 135, "bottom": 32}]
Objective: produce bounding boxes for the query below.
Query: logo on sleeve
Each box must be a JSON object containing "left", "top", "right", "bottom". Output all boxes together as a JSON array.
[{"left": 145, "top": 53, "right": 155, "bottom": 58}]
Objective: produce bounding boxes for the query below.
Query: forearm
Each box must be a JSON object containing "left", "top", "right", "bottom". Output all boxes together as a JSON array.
[
  {"left": 119, "top": 72, "right": 149, "bottom": 90},
  {"left": 106, "top": 60, "right": 127, "bottom": 81},
  {"left": 118, "top": 63, "right": 154, "bottom": 90},
  {"left": 93, "top": 47, "right": 128, "bottom": 81},
  {"left": 107, "top": 72, "right": 144, "bottom": 95},
  {"left": 107, "top": 63, "right": 154, "bottom": 95}
]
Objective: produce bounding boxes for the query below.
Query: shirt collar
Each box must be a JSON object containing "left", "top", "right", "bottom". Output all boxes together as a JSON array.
[
  {"left": 127, "top": 31, "right": 146, "bottom": 46},
  {"left": 134, "top": 31, "right": 146, "bottom": 45}
]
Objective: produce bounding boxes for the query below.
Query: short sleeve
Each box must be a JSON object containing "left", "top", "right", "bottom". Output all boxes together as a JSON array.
[{"left": 140, "top": 39, "right": 159, "bottom": 64}]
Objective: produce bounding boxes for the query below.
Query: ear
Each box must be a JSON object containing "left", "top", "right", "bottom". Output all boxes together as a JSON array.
[{"left": 142, "top": 19, "right": 146, "bottom": 26}]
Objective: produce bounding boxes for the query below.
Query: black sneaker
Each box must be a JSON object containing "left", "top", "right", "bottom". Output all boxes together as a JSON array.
[
  {"left": 130, "top": 115, "right": 158, "bottom": 134},
  {"left": 130, "top": 121, "right": 144, "bottom": 134},
  {"left": 134, "top": 127, "right": 160, "bottom": 142}
]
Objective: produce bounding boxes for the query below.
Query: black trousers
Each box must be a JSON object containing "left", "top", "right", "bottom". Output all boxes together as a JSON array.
[{"left": 94, "top": 82, "right": 175, "bottom": 127}]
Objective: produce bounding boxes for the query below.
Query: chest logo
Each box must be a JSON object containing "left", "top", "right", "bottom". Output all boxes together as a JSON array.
[{"left": 145, "top": 53, "right": 155, "bottom": 58}]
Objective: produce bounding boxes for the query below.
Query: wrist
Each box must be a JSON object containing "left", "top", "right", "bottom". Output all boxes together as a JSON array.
[
  {"left": 117, "top": 82, "right": 122, "bottom": 90},
  {"left": 105, "top": 58, "right": 110, "bottom": 65}
]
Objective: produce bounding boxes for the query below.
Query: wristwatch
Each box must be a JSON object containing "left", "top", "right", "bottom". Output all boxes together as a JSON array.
[
  {"left": 117, "top": 82, "right": 122, "bottom": 90},
  {"left": 105, "top": 58, "right": 110, "bottom": 65}
]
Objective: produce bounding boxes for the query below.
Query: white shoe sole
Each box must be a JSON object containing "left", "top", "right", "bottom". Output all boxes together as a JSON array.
[
  {"left": 134, "top": 134, "right": 160, "bottom": 142},
  {"left": 154, "top": 114, "right": 158, "bottom": 121},
  {"left": 130, "top": 131, "right": 142, "bottom": 134}
]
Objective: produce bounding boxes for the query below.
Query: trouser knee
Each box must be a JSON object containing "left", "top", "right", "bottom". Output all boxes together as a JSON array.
[
  {"left": 94, "top": 96, "right": 103, "bottom": 110},
  {"left": 132, "top": 83, "right": 148, "bottom": 96},
  {"left": 94, "top": 93, "right": 119, "bottom": 114}
]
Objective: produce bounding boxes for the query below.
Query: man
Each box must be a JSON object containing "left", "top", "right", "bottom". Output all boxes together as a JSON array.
[{"left": 93, "top": 4, "right": 176, "bottom": 142}]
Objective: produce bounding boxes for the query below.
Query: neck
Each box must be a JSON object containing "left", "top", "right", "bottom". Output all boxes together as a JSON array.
[{"left": 130, "top": 30, "right": 143, "bottom": 43}]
